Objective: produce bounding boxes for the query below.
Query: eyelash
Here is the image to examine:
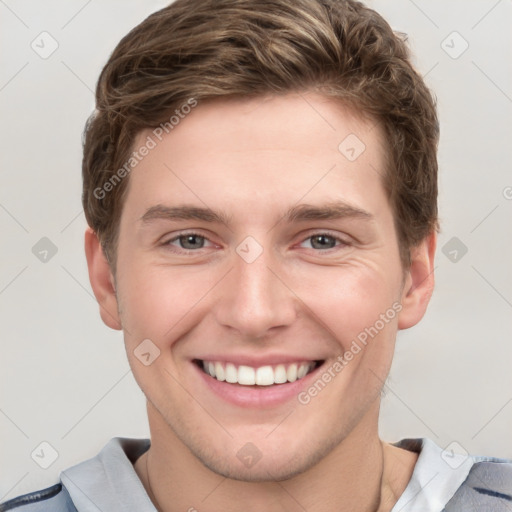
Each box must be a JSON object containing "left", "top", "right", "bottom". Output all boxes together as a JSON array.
[{"left": 162, "top": 231, "right": 350, "bottom": 254}]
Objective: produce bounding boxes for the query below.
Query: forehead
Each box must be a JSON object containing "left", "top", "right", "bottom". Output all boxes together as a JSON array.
[
  {"left": 145, "top": 93, "right": 382, "bottom": 161},
  {"left": 123, "top": 93, "right": 389, "bottom": 222}
]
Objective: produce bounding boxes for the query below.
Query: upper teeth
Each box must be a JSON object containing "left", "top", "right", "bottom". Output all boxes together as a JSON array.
[{"left": 202, "top": 361, "right": 315, "bottom": 386}]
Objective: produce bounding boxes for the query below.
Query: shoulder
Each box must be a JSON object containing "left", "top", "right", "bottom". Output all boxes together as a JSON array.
[
  {"left": 444, "top": 458, "right": 512, "bottom": 511},
  {"left": 0, "top": 437, "right": 150, "bottom": 512},
  {"left": 0, "top": 483, "right": 76, "bottom": 512}
]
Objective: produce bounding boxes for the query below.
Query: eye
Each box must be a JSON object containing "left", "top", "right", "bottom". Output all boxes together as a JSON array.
[
  {"left": 300, "top": 233, "right": 344, "bottom": 250},
  {"left": 165, "top": 233, "right": 210, "bottom": 251}
]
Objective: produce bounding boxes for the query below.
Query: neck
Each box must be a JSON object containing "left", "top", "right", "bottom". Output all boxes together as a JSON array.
[{"left": 134, "top": 402, "right": 416, "bottom": 512}]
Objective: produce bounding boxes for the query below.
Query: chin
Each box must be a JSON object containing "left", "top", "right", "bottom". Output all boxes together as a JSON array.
[
  {"left": 198, "top": 452, "right": 314, "bottom": 483},
  {"left": 188, "top": 430, "right": 344, "bottom": 483}
]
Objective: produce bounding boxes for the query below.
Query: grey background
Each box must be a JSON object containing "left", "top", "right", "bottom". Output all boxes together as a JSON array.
[{"left": 1, "top": 0, "right": 511, "bottom": 500}]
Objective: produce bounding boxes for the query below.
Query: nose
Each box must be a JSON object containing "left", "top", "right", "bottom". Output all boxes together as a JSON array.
[{"left": 214, "top": 246, "right": 297, "bottom": 339}]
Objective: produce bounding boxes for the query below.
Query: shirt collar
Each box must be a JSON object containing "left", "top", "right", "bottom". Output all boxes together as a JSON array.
[
  {"left": 390, "top": 438, "right": 474, "bottom": 512},
  {"left": 61, "top": 437, "right": 154, "bottom": 511}
]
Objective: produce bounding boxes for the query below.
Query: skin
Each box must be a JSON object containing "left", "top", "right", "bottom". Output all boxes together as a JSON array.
[{"left": 85, "top": 92, "right": 436, "bottom": 512}]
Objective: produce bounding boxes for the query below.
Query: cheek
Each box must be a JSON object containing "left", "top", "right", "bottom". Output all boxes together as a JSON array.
[
  {"left": 299, "top": 267, "right": 401, "bottom": 405},
  {"left": 116, "top": 261, "right": 221, "bottom": 345},
  {"left": 289, "top": 264, "right": 400, "bottom": 346},
  {"left": 116, "top": 264, "right": 214, "bottom": 392}
]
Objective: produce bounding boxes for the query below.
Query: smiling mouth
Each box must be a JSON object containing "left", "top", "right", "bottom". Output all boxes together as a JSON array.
[{"left": 195, "top": 359, "right": 322, "bottom": 386}]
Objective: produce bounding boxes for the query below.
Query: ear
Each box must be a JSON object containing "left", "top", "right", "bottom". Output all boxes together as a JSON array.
[
  {"left": 84, "top": 227, "right": 122, "bottom": 330},
  {"left": 397, "top": 232, "right": 436, "bottom": 330}
]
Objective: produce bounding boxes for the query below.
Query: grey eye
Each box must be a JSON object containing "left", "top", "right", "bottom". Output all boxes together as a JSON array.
[
  {"left": 178, "top": 234, "right": 205, "bottom": 249},
  {"left": 309, "top": 234, "right": 337, "bottom": 250}
]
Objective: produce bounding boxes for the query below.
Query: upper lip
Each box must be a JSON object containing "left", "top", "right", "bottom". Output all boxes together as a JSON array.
[{"left": 194, "top": 354, "right": 324, "bottom": 367}]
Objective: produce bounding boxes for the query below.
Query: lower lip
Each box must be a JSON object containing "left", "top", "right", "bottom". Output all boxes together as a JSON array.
[{"left": 193, "top": 362, "right": 323, "bottom": 408}]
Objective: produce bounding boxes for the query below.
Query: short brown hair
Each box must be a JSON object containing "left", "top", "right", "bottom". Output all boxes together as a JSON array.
[{"left": 82, "top": 0, "right": 439, "bottom": 271}]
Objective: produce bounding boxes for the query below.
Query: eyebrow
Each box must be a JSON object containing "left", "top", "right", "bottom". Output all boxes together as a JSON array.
[
  {"left": 140, "top": 204, "right": 232, "bottom": 225},
  {"left": 139, "top": 201, "right": 373, "bottom": 226},
  {"left": 284, "top": 202, "right": 373, "bottom": 223}
]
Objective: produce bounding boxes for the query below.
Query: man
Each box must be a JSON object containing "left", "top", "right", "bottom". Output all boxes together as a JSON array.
[{"left": 2, "top": 0, "right": 510, "bottom": 510}]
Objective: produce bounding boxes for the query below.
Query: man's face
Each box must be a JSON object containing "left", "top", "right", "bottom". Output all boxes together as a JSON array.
[{"left": 106, "top": 93, "right": 425, "bottom": 480}]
